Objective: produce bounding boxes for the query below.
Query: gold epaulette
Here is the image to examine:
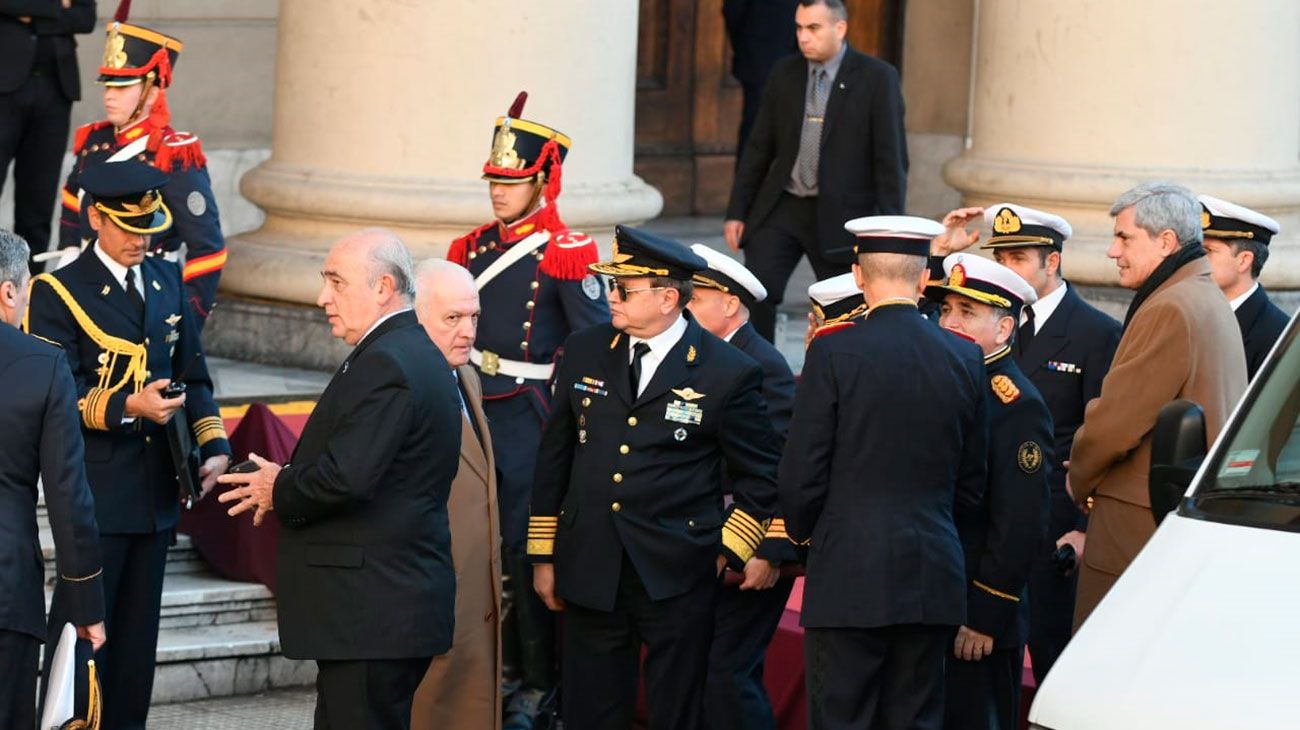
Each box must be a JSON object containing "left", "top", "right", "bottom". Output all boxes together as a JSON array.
[
  {"left": 527, "top": 514, "right": 558, "bottom": 556},
  {"left": 25, "top": 274, "right": 148, "bottom": 430},
  {"left": 192, "top": 415, "right": 227, "bottom": 447},
  {"left": 722, "top": 507, "right": 771, "bottom": 564}
]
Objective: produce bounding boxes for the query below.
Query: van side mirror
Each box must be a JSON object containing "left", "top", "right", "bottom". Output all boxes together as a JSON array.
[{"left": 1148, "top": 399, "right": 1207, "bottom": 526}]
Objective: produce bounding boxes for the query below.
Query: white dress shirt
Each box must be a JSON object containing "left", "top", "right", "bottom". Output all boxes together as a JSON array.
[
  {"left": 1021, "top": 281, "right": 1069, "bottom": 334},
  {"left": 1229, "top": 282, "right": 1258, "bottom": 313},
  {"left": 93, "top": 241, "right": 144, "bottom": 299},
  {"left": 358, "top": 307, "right": 412, "bottom": 346},
  {"left": 628, "top": 314, "right": 688, "bottom": 396}
]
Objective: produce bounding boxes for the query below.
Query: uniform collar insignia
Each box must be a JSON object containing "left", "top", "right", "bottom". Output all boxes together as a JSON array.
[
  {"left": 686, "top": 345, "right": 697, "bottom": 363},
  {"left": 610, "top": 332, "right": 622, "bottom": 350},
  {"left": 671, "top": 387, "right": 706, "bottom": 401}
]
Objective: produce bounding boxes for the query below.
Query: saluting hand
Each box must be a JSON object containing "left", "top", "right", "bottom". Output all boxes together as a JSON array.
[
  {"left": 931, "top": 207, "right": 985, "bottom": 256},
  {"left": 216, "top": 452, "right": 280, "bottom": 526},
  {"left": 126, "top": 379, "right": 185, "bottom": 424},
  {"left": 954, "top": 625, "right": 994, "bottom": 661}
]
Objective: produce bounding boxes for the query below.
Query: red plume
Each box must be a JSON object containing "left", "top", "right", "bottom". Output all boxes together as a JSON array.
[
  {"left": 113, "top": 0, "right": 132, "bottom": 22},
  {"left": 507, "top": 91, "right": 527, "bottom": 119}
]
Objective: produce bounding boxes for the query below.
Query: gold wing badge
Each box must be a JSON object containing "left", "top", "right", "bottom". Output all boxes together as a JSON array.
[{"left": 671, "top": 387, "right": 706, "bottom": 401}]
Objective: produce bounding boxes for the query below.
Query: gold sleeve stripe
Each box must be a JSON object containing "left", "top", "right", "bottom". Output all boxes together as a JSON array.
[
  {"left": 527, "top": 538, "right": 555, "bottom": 556},
  {"left": 193, "top": 416, "right": 228, "bottom": 447},
  {"left": 973, "top": 580, "right": 1020, "bottom": 602},
  {"left": 61, "top": 568, "right": 104, "bottom": 582},
  {"left": 726, "top": 520, "right": 764, "bottom": 547},
  {"left": 80, "top": 387, "right": 111, "bottom": 431},
  {"left": 721, "top": 527, "right": 757, "bottom": 564},
  {"left": 764, "top": 518, "right": 789, "bottom": 539},
  {"left": 725, "top": 509, "right": 768, "bottom": 546}
]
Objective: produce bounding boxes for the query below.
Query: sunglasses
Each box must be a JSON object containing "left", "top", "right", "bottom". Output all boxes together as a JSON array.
[{"left": 606, "top": 279, "right": 667, "bottom": 300}]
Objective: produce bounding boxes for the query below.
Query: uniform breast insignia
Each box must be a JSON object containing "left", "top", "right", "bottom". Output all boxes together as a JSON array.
[
  {"left": 165, "top": 330, "right": 180, "bottom": 344},
  {"left": 1017, "top": 441, "right": 1044, "bottom": 474},
  {"left": 665, "top": 399, "right": 704, "bottom": 426},
  {"left": 670, "top": 387, "right": 706, "bottom": 401},
  {"left": 1046, "top": 360, "right": 1082, "bottom": 374},
  {"left": 581, "top": 274, "right": 601, "bottom": 300},
  {"left": 165, "top": 313, "right": 182, "bottom": 326},
  {"left": 574, "top": 381, "right": 608, "bottom": 397},
  {"left": 610, "top": 333, "right": 622, "bottom": 350},
  {"left": 187, "top": 190, "right": 207, "bottom": 217},
  {"left": 991, "top": 374, "right": 1020, "bottom": 404},
  {"left": 674, "top": 427, "right": 688, "bottom": 442}
]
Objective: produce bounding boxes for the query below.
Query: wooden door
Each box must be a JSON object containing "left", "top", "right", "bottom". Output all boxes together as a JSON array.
[{"left": 634, "top": 0, "right": 904, "bottom": 216}]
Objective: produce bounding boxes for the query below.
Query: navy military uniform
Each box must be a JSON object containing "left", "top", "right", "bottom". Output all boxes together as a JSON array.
[
  {"left": 27, "top": 159, "right": 231, "bottom": 730},
  {"left": 808, "top": 272, "right": 867, "bottom": 339},
  {"left": 690, "top": 244, "right": 797, "bottom": 730},
  {"left": 58, "top": 18, "right": 226, "bottom": 325},
  {"left": 781, "top": 217, "right": 988, "bottom": 730},
  {"left": 0, "top": 323, "right": 104, "bottom": 730},
  {"left": 980, "top": 204, "right": 1121, "bottom": 684},
  {"left": 448, "top": 92, "right": 608, "bottom": 726},
  {"left": 1199, "top": 194, "right": 1289, "bottom": 380},
  {"left": 925, "top": 253, "right": 1052, "bottom": 730},
  {"left": 528, "top": 227, "right": 779, "bottom": 730}
]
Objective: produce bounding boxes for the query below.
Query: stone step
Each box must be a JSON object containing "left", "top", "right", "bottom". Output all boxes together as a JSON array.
[{"left": 151, "top": 621, "right": 317, "bottom": 704}]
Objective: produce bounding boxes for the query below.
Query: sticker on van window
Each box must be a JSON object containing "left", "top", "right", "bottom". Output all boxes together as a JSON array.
[{"left": 1220, "top": 449, "right": 1260, "bottom": 477}]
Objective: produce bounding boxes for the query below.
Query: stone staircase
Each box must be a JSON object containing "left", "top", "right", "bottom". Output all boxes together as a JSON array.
[{"left": 38, "top": 499, "right": 316, "bottom": 704}]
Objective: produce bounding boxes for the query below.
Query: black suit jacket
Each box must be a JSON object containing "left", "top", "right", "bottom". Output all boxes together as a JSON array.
[
  {"left": 26, "top": 249, "right": 230, "bottom": 534},
  {"left": 729, "top": 320, "right": 798, "bottom": 562},
  {"left": 273, "top": 311, "right": 461, "bottom": 661},
  {"left": 726, "top": 46, "right": 908, "bottom": 263},
  {"left": 529, "top": 315, "right": 780, "bottom": 612},
  {"left": 0, "top": 325, "right": 103, "bottom": 640},
  {"left": 1014, "top": 284, "right": 1120, "bottom": 536},
  {"left": 0, "top": 0, "right": 95, "bottom": 98},
  {"left": 781, "top": 303, "right": 987, "bottom": 629},
  {"left": 1236, "top": 285, "right": 1290, "bottom": 380}
]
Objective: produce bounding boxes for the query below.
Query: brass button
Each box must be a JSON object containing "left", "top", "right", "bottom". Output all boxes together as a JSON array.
[
  {"left": 619, "top": 444, "right": 629, "bottom": 455},
  {"left": 530, "top": 281, "right": 540, "bottom": 290},
  {"left": 520, "top": 341, "right": 528, "bottom": 351},
  {"left": 582, "top": 397, "right": 591, "bottom": 407},
  {"left": 523, "top": 322, "right": 531, "bottom": 330},
  {"left": 536, "top": 253, "right": 545, "bottom": 261},
  {"left": 627, "top": 416, "right": 638, "bottom": 426},
  {"left": 144, "top": 435, "right": 152, "bottom": 444},
  {"left": 526, "top": 301, "right": 535, "bottom": 310},
  {"left": 688, "top": 519, "right": 696, "bottom": 527},
  {"left": 515, "top": 377, "right": 525, "bottom": 385},
  {"left": 144, "top": 337, "right": 150, "bottom": 345},
  {"left": 611, "top": 502, "right": 622, "bottom": 512},
  {"left": 613, "top": 473, "right": 623, "bottom": 483}
]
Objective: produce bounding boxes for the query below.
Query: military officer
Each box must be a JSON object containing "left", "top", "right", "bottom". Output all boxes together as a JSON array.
[
  {"left": 27, "top": 159, "right": 231, "bottom": 730},
  {"left": 803, "top": 271, "right": 866, "bottom": 347},
  {"left": 528, "top": 226, "right": 779, "bottom": 730},
  {"left": 56, "top": 8, "right": 226, "bottom": 325},
  {"left": 781, "top": 216, "right": 988, "bottom": 730},
  {"left": 687, "top": 244, "right": 796, "bottom": 730},
  {"left": 1199, "top": 194, "right": 1289, "bottom": 379},
  {"left": 933, "top": 203, "right": 1120, "bottom": 683},
  {"left": 446, "top": 91, "right": 609, "bottom": 727},
  {"left": 926, "top": 253, "right": 1052, "bottom": 730}
]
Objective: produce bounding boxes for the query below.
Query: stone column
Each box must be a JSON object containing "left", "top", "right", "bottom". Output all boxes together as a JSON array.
[
  {"left": 214, "top": 0, "right": 660, "bottom": 366},
  {"left": 943, "top": 0, "right": 1300, "bottom": 292}
]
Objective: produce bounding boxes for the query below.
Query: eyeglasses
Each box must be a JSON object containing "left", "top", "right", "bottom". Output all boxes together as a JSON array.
[{"left": 606, "top": 279, "right": 666, "bottom": 300}]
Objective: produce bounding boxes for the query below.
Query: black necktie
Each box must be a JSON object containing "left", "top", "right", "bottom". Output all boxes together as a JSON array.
[
  {"left": 1018, "top": 304, "right": 1036, "bottom": 354},
  {"left": 629, "top": 342, "right": 651, "bottom": 398},
  {"left": 124, "top": 268, "right": 145, "bottom": 320}
]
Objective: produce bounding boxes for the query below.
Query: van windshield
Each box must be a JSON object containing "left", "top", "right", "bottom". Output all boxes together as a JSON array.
[{"left": 1194, "top": 319, "right": 1300, "bottom": 529}]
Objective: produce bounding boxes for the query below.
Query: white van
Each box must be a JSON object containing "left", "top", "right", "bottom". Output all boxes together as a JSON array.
[{"left": 1027, "top": 317, "right": 1300, "bottom": 729}]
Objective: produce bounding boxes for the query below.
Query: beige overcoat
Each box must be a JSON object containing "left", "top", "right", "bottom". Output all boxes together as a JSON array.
[
  {"left": 1069, "top": 258, "right": 1247, "bottom": 629},
  {"left": 411, "top": 365, "right": 503, "bottom": 730}
]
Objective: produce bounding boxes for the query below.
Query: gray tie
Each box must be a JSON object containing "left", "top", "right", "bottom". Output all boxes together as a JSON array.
[{"left": 794, "top": 68, "right": 828, "bottom": 193}]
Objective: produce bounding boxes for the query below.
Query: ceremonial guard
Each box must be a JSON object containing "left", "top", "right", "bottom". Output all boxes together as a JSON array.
[
  {"left": 927, "top": 253, "right": 1052, "bottom": 730},
  {"left": 528, "top": 227, "right": 779, "bottom": 730},
  {"left": 781, "top": 216, "right": 987, "bottom": 730},
  {"left": 1199, "top": 194, "right": 1289, "bottom": 379},
  {"left": 27, "top": 159, "right": 231, "bottom": 730},
  {"left": 687, "top": 245, "right": 797, "bottom": 730},
  {"left": 57, "top": 2, "right": 226, "bottom": 325},
  {"left": 447, "top": 92, "right": 609, "bottom": 726}
]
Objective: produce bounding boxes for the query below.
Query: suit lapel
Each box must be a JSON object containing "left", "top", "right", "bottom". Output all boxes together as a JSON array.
[
  {"left": 456, "top": 365, "right": 491, "bottom": 483},
  {"left": 607, "top": 330, "right": 633, "bottom": 406},
  {"left": 1019, "top": 285, "right": 1079, "bottom": 376},
  {"left": 820, "top": 46, "right": 859, "bottom": 145},
  {"left": 1235, "top": 285, "right": 1265, "bottom": 337},
  {"left": 636, "top": 318, "right": 702, "bottom": 407}
]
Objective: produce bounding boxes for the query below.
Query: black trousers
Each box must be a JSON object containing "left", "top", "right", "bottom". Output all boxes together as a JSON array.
[
  {"left": 704, "top": 575, "right": 795, "bottom": 730},
  {"left": 44, "top": 529, "right": 170, "bottom": 730},
  {"left": 1027, "top": 487, "right": 1081, "bottom": 684},
  {"left": 0, "top": 68, "right": 72, "bottom": 270},
  {"left": 314, "top": 656, "right": 430, "bottom": 730},
  {"left": 561, "top": 555, "right": 720, "bottom": 730},
  {"left": 942, "top": 644, "right": 1024, "bottom": 730},
  {"left": 742, "top": 193, "right": 851, "bottom": 342},
  {"left": 805, "top": 624, "right": 949, "bottom": 730},
  {"left": 0, "top": 629, "right": 39, "bottom": 730}
]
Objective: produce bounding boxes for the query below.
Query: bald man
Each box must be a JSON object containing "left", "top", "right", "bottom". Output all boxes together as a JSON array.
[{"left": 410, "top": 260, "right": 503, "bottom": 730}]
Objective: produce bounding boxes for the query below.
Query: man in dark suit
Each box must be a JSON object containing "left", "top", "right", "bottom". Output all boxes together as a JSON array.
[
  {"left": 528, "top": 227, "right": 780, "bottom": 730},
  {"left": 932, "top": 202, "right": 1121, "bottom": 683},
  {"left": 724, "top": 0, "right": 908, "bottom": 342},
  {"left": 0, "top": 0, "right": 96, "bottom": 269},
  {"left": 0, "top": 228, "right": 104, "bottom": 729},
  {"left": 927, "top": 253, "right": 1051, "bottom": 730},
  {"left": 1199, "top": 194, "right": 1289, "bottom": 379},
  {"left": 26, "top": 159, "right": 231, "bottom": 730},
  {"left": 219, "top": 229, "right": 461, "bottom": 730},
  {"left": 687, "top": 244, "right": 797, "bottom": 730},
  {"left": 723, "top": 0, "right": 799, "bottom": 154},
  {"left": 781, "top": 216, "right": 987, "bottom": 730}
]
